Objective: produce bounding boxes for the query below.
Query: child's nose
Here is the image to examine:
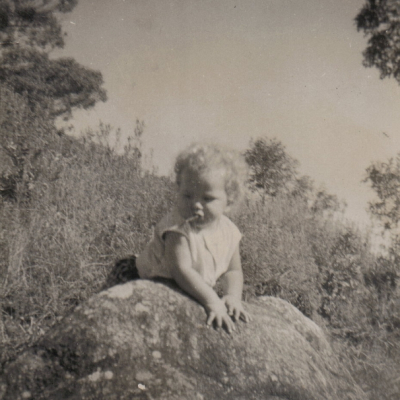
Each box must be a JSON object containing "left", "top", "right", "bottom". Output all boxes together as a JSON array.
[{"left": 193, "top": 200, "right": 203, "bottom": 210}]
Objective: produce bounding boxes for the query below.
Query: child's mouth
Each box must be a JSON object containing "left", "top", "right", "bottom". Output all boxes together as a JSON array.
[{"left": 186, "top": 212, "right": 204, "bottom": 223}]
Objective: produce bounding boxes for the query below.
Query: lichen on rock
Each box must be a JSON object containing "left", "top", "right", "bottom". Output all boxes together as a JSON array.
[{"left": 0, "top": 280, "right": 365, "bottom": 400}]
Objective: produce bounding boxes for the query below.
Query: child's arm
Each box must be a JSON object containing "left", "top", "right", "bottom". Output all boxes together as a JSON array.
[
  {"left": 220, "top": 246, "right": 252, "bottom": 322},
  {"left": 164, "top": 232, "right": 236, "bottom": 333}
]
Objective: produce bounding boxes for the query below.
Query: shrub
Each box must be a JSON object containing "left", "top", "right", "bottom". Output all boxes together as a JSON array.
[
  {"left": 0, "top": 124, "right": 174, "bottom": 365},
  {"left": 1, "top": 126, "right": 400, "bottom": 400}
]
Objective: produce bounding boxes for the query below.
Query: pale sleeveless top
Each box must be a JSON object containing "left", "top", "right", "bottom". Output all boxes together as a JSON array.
[{"left": 136, "top": 208, "right": 242, "bottom": 287}]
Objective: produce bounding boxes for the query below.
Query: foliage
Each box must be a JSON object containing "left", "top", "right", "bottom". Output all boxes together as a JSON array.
[
  {"left": 0, "top": 127, "right": 399, "bottom": 398},
  {"left": 244, "top": 137, "right": 302, "bottom": 197},
  {"left": 0, "top": 85, "right": 54, "bottom": 200},
  {"left": 0, "top": 53, "right": 398, "bottom": 398},
  {"left": 355, "top": 9, "right": 400, "bottom": 391},
  {"left": 313, "top": 228, "right": 372, "bottom": 330},
  {"left": 364, "top": 155, "right": 400, "bottom": 230},
  {"left": 0, "top": 0, "right": 106, "bottom": 120},
  {"left": 0, "top": 0, "right": 106, "bottom": 205},
  {"left": 0, "top": 0, "right": 78, "bottom": 50},
  {"left": 310, "top": 188, "right": 344, "bottom": 215},
  {"left": 236, "top": 195, "right": 318, "bottom": 317},
  {"left": 356, "top": 0, "right": 400, "bottom": 84},
  {"left": 0, "top": 123, "right": 174, "bottom": 364},
  {"left": 0, "top": 47, "right": 106, "bottom": 119},
  {"left": 244, "top": 137, "right": 343, "bottom": 218}
]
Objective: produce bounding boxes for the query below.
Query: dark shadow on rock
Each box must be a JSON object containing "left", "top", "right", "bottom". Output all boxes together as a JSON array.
[{"left": 101, "top": 255, "right": 140, "bottom": 291}]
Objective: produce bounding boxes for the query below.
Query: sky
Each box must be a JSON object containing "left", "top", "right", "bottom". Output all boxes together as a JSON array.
[{"left": 54, "top": 0, "right": 400, "bottom": 229}]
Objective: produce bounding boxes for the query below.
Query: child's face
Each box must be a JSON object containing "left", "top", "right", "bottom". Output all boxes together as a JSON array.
[{"left": 177, "top": 168, "right": 229, "bottom": 229}]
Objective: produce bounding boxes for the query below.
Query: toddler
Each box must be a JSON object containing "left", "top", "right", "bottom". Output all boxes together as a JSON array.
[{"left": 136, "top": 143, "right": 251, "bottom": 333}]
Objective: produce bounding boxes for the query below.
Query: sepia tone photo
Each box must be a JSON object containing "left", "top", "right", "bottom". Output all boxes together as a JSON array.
[{"left": 1, "top": 0, "right": 399, "bottom": 398}]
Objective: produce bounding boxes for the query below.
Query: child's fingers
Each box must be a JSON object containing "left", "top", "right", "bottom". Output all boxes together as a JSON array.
[
  {"left": 206, "top": 312, "right": 216, "bottom": 326},
  {"left": 240, "top": 310, "right": 252, "bottom": 322},
  {"left": 218, "top": 315, "right": 234, "bottom": 333},
  {"left": 222, "top": 316, "right": 235, "bottom": 333},
  {"left": 226, "top": 304, "right": 234, "bottom": 316},
  {"left": 207, "top": 310, "right": 237, "bottom": 333},
  {"left": 209, "top": 313, "right": 224, "bottom": 330}
]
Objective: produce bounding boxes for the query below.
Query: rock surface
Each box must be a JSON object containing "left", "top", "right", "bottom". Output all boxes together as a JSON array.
[{"left": 0, "top": 280, "right": 365, "bottom": 400}]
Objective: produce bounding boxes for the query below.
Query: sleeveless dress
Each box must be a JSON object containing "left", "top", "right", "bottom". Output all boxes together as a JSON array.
[{"left": 136, "top": 208, "right": 242, "bottom": 287}]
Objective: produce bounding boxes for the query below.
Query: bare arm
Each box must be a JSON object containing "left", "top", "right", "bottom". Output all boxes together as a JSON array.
[
  {"left": 219, "top": 245, "right": 251, "bottom": 322},
  {"left": 164, "top": 232, "right": 236, "bottom": 332},
  {"left": 220, "top": 246, "right": 244, "bottom": 298}
]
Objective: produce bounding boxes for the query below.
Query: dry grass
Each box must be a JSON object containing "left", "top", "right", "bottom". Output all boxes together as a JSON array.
[{"left": 0, "top": 126, "right": 399, "bottom": 399}]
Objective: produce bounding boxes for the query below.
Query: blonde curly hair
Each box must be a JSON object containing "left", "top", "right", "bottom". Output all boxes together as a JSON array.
[{"left": 174, "top": 143, "right": 249, "bottom": 206}]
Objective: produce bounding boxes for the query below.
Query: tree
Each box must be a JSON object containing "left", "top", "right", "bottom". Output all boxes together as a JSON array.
[
  {"left": 0, "top": 47, "right": 107, "bottom": 119},
  {"left": 244, "top": 137, "right": 300, "bottom": 198},
  {"left": 364, "top": 155, "right": 400, "bottom": 270},
  {"left": 355, "top": 0, "right": 400, "bottom": 85},
  {"left": 244, "top": 137, "right": 344, "bottom": 217},
  {"left": 310, "top": 188, "right": 343, "bottom": 216},
  {"left": 0, "top": 0, "right": 78, "bottom": 49},
  {"left": 0, "top": 0, "right": 107, "bottom": 199},
  {"left": 364, "top": 155, "right": 400, "bottom": 230},
  {"left": 0, "top": 0, "right": 106, "bottom": 120}
]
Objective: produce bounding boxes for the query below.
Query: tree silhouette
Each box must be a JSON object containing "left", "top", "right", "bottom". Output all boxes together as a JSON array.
[
  {"left": 356, "top": 0, "right": 400, "bottom": 85},
  {"left": 244, "top": 137, "right": 299, "bottom": 198},
  {"left": 0, "top": 0, "right": 106, "bottom": 120},
  {"left": 0, "top": 0, "right": 106, "bottom": 199},
  {"left": 364, "top": 155, "right": 400, "bottom": 230}
]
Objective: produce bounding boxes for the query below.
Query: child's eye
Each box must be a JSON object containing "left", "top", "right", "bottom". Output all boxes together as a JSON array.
[{"left": 204, "top": 196, "right": 215, "bottom": 202}]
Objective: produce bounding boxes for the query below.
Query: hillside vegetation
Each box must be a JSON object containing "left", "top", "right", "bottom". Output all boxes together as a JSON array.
[
  {"left": 0, "top": 113, "right": 399, "bottom": 398},
  {"left": 1, "top": 2, "right": 399, "bottom": 397}
]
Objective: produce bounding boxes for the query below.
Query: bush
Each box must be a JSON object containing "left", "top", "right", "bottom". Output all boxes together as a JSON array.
[
  {"left": 1, "top": 125, "right": 399, "bottom": 399},
  {"left": 0, "top": 124, "right": 174, "bottom": 365},
  {"left": 235, "top": 195, "right": 318, "bottom": 316}
]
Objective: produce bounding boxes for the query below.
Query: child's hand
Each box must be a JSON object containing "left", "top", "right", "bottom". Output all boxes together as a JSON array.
[
  {"left": 222, "top": 295, "right": 252, "bottom": 323},
  {"left": 205, "top": 300, "right": 236, "bottom": 333}
]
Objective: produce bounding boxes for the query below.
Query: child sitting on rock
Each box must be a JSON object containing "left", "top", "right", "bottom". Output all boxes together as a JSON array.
[{"left": 106, "top": 143, "right": 251, "bottom": 332}]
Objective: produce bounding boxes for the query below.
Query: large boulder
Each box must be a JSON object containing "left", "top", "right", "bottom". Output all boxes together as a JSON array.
[{"left": 0, "top": 280, "right": 365, "bottom": 400}]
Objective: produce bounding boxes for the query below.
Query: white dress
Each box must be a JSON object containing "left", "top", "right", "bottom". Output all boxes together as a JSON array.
[{"left": 136, "top": 208, "right": 242, "bottom": 287}]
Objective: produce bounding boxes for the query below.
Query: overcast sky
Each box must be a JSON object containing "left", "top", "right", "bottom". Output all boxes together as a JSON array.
[{"left": 55, "top": 0, "right": 400, "bottom": 229}]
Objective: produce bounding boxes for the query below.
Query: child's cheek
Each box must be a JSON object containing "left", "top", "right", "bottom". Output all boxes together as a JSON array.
[{"left": 177, "top": 199, "right": 188, "bottom": 218}]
